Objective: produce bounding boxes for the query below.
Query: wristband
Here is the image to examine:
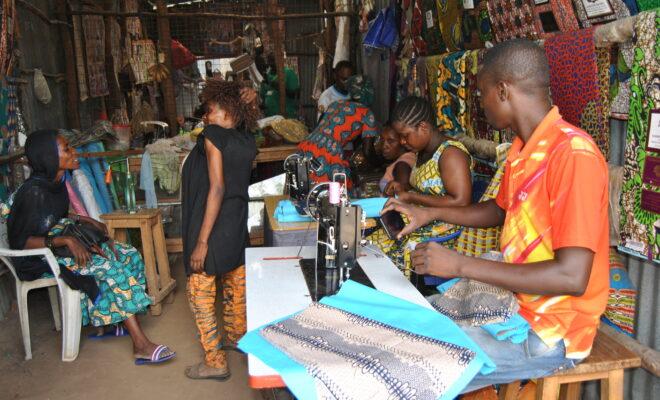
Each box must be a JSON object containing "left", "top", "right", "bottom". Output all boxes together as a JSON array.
[{"left": 45, "top": 235, "right": 54, "bottom": 250}]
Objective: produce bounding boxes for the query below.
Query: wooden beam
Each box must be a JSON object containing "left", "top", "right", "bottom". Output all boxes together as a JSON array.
[
  {"left": 268, "top": 1, "right": 287, "bottom": 118},
  {"left": 67, "top": 10, "right": 356, "bottom": 20},
  {"left": 55, "top": 0, "right": 81, "bottom": 129},
  {"left": 155, "top": 0, "right": 178, "bottom": 136}
]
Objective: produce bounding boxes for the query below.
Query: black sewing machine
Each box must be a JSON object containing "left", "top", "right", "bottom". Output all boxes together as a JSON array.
[{"left": 299, "top": 179, "right": 373, "bottom": 301}]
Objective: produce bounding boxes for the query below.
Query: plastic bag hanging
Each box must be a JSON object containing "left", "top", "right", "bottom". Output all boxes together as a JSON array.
[
  {"left": 362, "top": 3, "right": 399, "bottom": 52},
  {"left": 33, "top": 69, "right": 52, "bottom": 105}
]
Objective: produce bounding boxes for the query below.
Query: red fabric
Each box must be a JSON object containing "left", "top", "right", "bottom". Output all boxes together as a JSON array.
[{"left": 171, "top": 39, "right": 195, "bottom": 70}]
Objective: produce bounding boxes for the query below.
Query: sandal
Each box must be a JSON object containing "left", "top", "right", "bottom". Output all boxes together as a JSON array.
[
  {"left": 87, "top": 324, "right": 128, "bottom": 340},
  {"left": 185, "top": 362, "right": 231, "bottom": 381},
  {"left": 134, "top": 344, "right": 176, "bottom": 365}
]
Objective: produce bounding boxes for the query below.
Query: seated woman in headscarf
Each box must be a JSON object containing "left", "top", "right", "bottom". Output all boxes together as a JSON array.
[
  {"left": 297, "top": 75, "right": 381, "bottom": 190},
  {"left": 6, "top": 130, "right": 175, "bottom": 365}
]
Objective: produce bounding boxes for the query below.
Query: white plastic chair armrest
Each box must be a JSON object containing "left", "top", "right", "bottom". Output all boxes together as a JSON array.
[{"left": 0, "top": 248, "right": 53, "bottom": 258}]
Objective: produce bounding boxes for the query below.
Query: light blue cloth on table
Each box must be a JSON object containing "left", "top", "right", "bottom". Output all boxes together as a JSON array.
[
  {"left": 239, "top": 280, "right": 495, "bottom": 400},
  {"left": 76, "top": 143, "right": 112, "bottom": 214},
  {"left": 274, "top": 197, "right": 388, "bottom": 223},
  {"left": 436, "top": 278, "right": 530, "bottom": 344},
  {"left": 140, "top": 152, "right": 158, "bottom": 209}
]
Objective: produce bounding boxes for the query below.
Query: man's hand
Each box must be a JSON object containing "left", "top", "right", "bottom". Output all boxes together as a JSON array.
[
  {"left": 381, "top": 198, "right": 435, "bottom": 239},
  {"left": 411, "top": 241, "right": 461, "bottom": 278},
  {"left": 190, "top": 241, "right": 209, "bottom": 273}
]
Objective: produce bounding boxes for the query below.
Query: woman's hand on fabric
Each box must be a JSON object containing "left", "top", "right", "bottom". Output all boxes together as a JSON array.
[
  {"left": 411, "top": 242, "right": 461, "bottom": 278},
  {"left": 383, "top": 181, "right": 403, "bottom": 197},
  {"left": 65, "top": 237, "right": 92, "bottom": 267},
  {"left": 381, "top": 198, "right": 434, "bottom": 239},
  {"left": 84, "top": 217, "right": 108, "bottom": 236},
  {"left": 190, "top": 242, "right": 209, "bottom": 273}
]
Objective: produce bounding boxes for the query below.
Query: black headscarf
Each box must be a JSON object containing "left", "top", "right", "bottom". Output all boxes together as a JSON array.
[{"left": 7, "top": 130, "right": 70, "bottom": 279}]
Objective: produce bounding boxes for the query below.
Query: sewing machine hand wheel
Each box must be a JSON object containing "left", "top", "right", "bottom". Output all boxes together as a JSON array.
[{"left": 305, "top": 182, "right": 330, "bottom": 222}]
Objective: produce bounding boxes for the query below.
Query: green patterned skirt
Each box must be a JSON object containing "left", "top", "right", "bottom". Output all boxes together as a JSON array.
[{"left": 50, "top": 224, "right": 152, "bottom": 327}]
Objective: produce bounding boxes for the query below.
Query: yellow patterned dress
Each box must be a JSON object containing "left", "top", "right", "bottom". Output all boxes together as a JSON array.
[{"left": 369, "top": 140, "right": 472, "bottom": 273}]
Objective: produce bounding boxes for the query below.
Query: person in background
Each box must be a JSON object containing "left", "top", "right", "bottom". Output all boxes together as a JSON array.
[
  {"left": 7, "top": 130, "right": 175, "bottom": 365},
  {"left": 317, "top": 60, "right": 354, "bottom": 120},
  {"left": 204, "top": 61, "right": 213, "bottom": 79},
  {"left": 181, "top": 79, "right": 258, "bottom": 381},
  {"left": 378, "top": 124, "right": 416, "bottom": 196},
  {"left": 383, "top": 39, "right": 609, "bottom": 391},
  {"left": 259, "top": 54, "right": 300, "bottom": 118},
  {"left": 369, "top": 96, "right": 473, "bottom": 275}
]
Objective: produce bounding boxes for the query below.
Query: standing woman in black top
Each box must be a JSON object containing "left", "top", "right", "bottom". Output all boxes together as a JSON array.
[{"left": 182, "top": 79, "right": 258, "bottom": 380}]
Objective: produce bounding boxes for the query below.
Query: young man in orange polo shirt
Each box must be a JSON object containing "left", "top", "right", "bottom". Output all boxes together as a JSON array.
[{"left": 383, "top": 39, "right": 609, "bottom": 390}]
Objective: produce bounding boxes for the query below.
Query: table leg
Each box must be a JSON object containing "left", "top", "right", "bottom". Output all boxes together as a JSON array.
[
  {"left": 114, "top": 228, "right": 128, "bottom": 244},
  {"left": 139, "top": 220, "right": 162, "bottom": 316},
  {"left": 601, "top": 370, "right": 624, "bottom": 400},
  {"left": 152, "top": 217, "right": 173, "bottom": 287},
  {"left": 559, "top": 382, "right": 582, "bottom": 400},
  {"left": 535, "top": 377, "right": 560, "bottom": 400}
]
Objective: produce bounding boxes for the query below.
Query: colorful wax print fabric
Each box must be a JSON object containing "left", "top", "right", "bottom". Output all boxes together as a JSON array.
[
  {"left": 635, "top": 0, "right": 659, "bottom": 11},
  {"left": 611, "top": 43, "right": 635, "bottom": 117},
  {"left": 421, "top": 0, "right": 447, "bottom": 55},
  {"left": 240, "top": 281, "right": 495, "bottom": 400},
  {"left": 437, "top": 0, "right": 465, "bottom": 51},
  {"left": 435, "top": 51, "right": 468, "bottom": 136},
  {"left": 545, "top": 28, "right": 610, "bottom": 156},
  {"left": 487, "top": 0, "right": 540, "bottom": 42},
  {"left": 620, "top": 10, "right": 660, "bottom": 261},
  {"left": 572, "top": 0, "right": 631, "bottom": 26},
  {"left": 532, "top": 0, "right": 580, "bottom": 37},
  {"left": 426, "top": 55, "right": 443, "bottom": 118},
  {"left": 602, "top": 249, "right": 636, "bottom": 336}
]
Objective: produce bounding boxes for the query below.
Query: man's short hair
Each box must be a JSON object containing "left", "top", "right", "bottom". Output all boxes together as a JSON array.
[{"left": 480, "top": 39, "right": 550, "bottom": 94}]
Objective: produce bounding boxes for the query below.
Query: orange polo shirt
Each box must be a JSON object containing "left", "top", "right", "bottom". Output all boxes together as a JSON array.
[{"left": 495, "top": 107, "right": 609, "bottom": 359}]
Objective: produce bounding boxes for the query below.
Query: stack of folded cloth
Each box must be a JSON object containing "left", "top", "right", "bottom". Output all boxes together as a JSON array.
[
  {"left": 427, "top": 252, "right": 530, "bottom": 344},
  {"left": 274, "top": 197, "right": 388, "bottom": 223}
]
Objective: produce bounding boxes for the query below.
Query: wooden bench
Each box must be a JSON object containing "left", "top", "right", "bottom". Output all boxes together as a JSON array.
[{"left": 498, "top": 328, "right": 642, "bottom": 400}]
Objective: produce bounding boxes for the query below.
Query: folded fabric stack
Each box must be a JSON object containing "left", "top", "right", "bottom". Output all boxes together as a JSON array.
[
  {"left": 429, "top": 276, "right": 530, "bottom": 344},
  {"left": 274, "top": 197, "right": 388, "bottom": 223},
  {"left": 239, "top": 281, "right": 495, "bottom": 400}
]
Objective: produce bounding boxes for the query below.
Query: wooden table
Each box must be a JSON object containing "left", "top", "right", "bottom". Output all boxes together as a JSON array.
[
  {"left": 101, "top": 209, "right": 177, "bottom": 316},
  {"left": 245, "top": 245, "right": 432, "bottom": 389},
  {"left": 264, "top": 195, "right": 378, "bottom": 247}
]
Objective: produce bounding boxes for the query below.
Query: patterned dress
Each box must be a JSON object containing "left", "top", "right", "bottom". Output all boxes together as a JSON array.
[
  {"left": 49, "top": 220, "right": 152, "bottom": 327},
  {"left": 370, "top": 140, "right": 472, "bottom": 273},
  {"left": 298, "top": 101, "right": 378, "bottom": 188}
]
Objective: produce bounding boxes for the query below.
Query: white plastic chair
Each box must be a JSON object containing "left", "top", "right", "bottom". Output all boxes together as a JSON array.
[{"left": 0, "top": 221, "right": 82, "bottom": 361}]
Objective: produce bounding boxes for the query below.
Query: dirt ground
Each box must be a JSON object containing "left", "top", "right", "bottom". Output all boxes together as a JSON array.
[{"left": 0, "top": 258, "right": 271, "bottom": 400}]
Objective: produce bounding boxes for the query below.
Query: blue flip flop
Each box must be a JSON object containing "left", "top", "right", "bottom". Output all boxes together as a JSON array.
[
  {"left": 87, "top": 325, "right": 128, "bottom": 340},
  {"left": 135, "top": 345, "right": 176, "bottom": 365}
]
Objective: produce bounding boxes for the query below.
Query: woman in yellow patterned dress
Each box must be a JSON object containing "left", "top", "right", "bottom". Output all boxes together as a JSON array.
[{"left": 370, "top": 96, "right": 473, "bottom": 273}]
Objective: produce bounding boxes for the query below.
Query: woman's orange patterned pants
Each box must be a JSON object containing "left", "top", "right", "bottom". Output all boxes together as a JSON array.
[{"left": 186, "top": 266, "right": 246, "bottom": 369}]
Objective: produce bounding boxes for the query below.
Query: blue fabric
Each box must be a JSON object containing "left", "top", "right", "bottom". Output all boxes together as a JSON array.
[
  {"left": 274, "top": 197, "right": 388, "bottom": 222},
  {"left": 140, "top": 152, "right": 158, "bottom": 209},
  {"left": 83, "top": 143, "right": 113, "bottom": 213},
  {"left": 76, "top": 152, "right": 110, "bottom": 214},
  {"left": 422, "top": 231, "right": 463, "bottom": 286},
  {"left": 239, "top": 280, "right": 495, "bottom": 400}
]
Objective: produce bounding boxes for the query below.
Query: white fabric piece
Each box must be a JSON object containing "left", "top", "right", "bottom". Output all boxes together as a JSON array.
[
  {"left": 317, "top": 86, "right": 350, "bottom": 120},
  {"left": 33, "top": 69, "right": 52, "bottom": 105},
  {"left": 333, "top": 0, "right": 350, "bottom": 67},
  {"left": 71, "top": 170, "right": 102, "bottom": 221}
]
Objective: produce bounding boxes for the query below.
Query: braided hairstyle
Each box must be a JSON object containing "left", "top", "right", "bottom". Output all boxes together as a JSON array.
[
  {"left": 199, "top": 78, "right": 259, "bottom": 131},
  {"left": 391, "top": 96, "right": 435, "bottom": 128}
]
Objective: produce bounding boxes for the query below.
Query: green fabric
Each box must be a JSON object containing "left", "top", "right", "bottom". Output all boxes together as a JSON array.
[
  {"left": 635, "top": 1, "right": 659, "bottom": 11},
  {"left": 261, "top": 67, "right": 300, "bottom": 118}
]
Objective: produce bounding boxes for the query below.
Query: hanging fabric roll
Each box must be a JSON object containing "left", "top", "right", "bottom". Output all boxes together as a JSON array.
[
  {"left": 72, "top": 16, "right": 89, "bottom": 101},
  {"left": 544, "top": 28, "right": 610, "bottom": 156},
  {"left": 82, "top": 15, "right": 110, "bottom": 98},
  {"left": 619, "top": 10, "right": 660, "bottom": 261},
  {"left": 420, "top": 0, "right": 447, "bottom": 55},
  {"left": 435, "top": 51, "right": 468, "bottom": 136},
  {"left": 65, "top": 172, "right": 88, "bottom": 217},
  {"left": 72, "top": 169, "right": 102, "bottom": 221},
  {"left": 436, "top": 0, "right": 464, "bottom": 51},
  {"left": 487, "top": 0, "right": 541, "bottom": 42}
]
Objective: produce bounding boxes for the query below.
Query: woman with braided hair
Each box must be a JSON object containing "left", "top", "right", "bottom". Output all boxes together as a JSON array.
[
  {"left": 181, "top": 78, "right": 258, "bottom": 380},
  {"left": 369, "top": 96, "right": 473, "bottom": 281}
]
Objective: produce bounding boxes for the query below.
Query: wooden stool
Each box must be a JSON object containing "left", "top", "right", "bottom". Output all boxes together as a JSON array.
[
  {"left": 101, "top": 209, "right": 177, "bottom": 316},
  {"left": 498, "top": 328, "right": 641, "bottom": 400}
]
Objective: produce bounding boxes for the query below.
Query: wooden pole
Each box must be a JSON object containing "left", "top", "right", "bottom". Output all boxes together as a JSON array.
[
  {"left": 155, "top": 0, "right": 178, "bottom": 135},
  {"left": 67, "top": 10, "right": 356, "bottom": 20},
  {"left": 268, "top": 0, "right": 287, "bottom": 118},
  {"left": 55, "top": 0, "right": 81, "bottom": 129}
]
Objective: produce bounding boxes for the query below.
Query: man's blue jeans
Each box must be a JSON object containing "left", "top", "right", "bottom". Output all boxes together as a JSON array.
[{"left": 461, "top": 326, "right": 580, "bottom": 393}]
